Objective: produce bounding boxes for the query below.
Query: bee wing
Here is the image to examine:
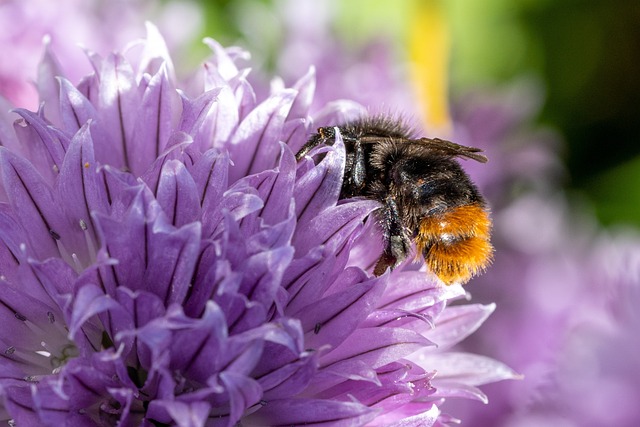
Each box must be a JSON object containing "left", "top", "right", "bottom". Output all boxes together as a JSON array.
[{"left": 412, "top": 138, "right": 488, "bottom": 163}]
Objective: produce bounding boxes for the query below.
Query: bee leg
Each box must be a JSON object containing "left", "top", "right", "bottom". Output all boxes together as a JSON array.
[
  {"left": 374, "top": 252, "right": 396, "bottom": 276},
  {"left": 295, "top": 132, "right": 324, "bottom": 160},
  {"left": 373, "top": 197, "right": 411, "bottom": 276},
  {"left": 351, "top": 139, "right": 366, "bottom": 190},
  {"left": 342, "top": 139, "right": 367, "bottom": 197}
]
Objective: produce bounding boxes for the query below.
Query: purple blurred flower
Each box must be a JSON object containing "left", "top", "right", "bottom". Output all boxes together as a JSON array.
[
  {"left": 0, "top": 26, "right": 517, "bottom": 426},
  {"left": 239, "top": 0, "right": 422, "bottom": 131},
  {"left": 441, "top": 85, "right": 640, "bottom": 427},
  {"left": 0, "top": 0, "right": 202, "bottom": 109}
]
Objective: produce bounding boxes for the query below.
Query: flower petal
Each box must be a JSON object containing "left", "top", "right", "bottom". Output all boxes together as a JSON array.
[
  {"left": 295, "top": 274, "right": 387, "bottom": 351},
  {"left": 36, "top": 41, "right": 64, "bottom": 128},
  {"left": 235, "top": 143, "right": 297, "bottom": 228},
  {"left": 95, "top": 52, "right": 139, "bottom": 170},
  {"left": 69, "top": 284, "right": 123, "bottom": 342},
  {"left": 292, "top": 200, "right": 379, "bottom": 256},
  {"left": 293, "top": 135, "right": 345, "bottom": 231},
  {"left": 220, "top": 371, "right": 263, "bottom": 426},
  {"left": 0, "top": 148, "right": 67, "bottom": 260},
  {"left": 288, "top": 66, "right": 315, "bottom": 122},
  {"left": 375, "top": 272, "right": 465, "bottom": 318},
  {"left": 57, "top": 77, "right": 99, "bottom": 134},
  {"left": 407, "top": 351, "right": 523, "bottom": 387},
  {"left": 321, "top": 327, "right": 434, "bottom": 370},
  {"left": 12, "top": 108, "right": 69, "bottom": 182},
  {"left": 229, "top": 89, "right": 296, "bottom": 181},
  {"left": 155, "top": 159, "right": 201, "bottom": 227},
  {"left": 56, "top": 122, "right": 109, "bottom": 261},
  {"left": 179, "top": 87, "right": 224, "bottom": 151},
  {"left": 129, "top": 62, "right": 180, "bottom": 175},
  {"left": 312, "top": 99, "right": 367, "bottom": 128},
  {"left": 164, "top": 401, "right": 212, "bottom": 427},
  {"left": 259, "top": 351, "right": 319, "bottom": 400},
  {"left": 429, "top": 381, "right": 489, "bottom": 403},
  {"left": 244, "top": 398, "right": 378, "bottom": 426},
  {"left": 420, "top": 303, "right": 496, "bottom": 350},
  {"left": 143, "top": 219, "right": 201, "bottom": 305},
  {"left": 380, "top": 404, "right": 440, "bottom": 427}
]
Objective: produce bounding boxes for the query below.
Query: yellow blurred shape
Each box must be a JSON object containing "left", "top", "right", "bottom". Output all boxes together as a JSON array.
[{"left": 408, "top": 0, "right": 452, "bottom": 134}]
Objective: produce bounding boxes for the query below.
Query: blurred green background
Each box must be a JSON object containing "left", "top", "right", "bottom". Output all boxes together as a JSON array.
[{"left": 187, "top": 0, "right": 640, "bottom": 227}]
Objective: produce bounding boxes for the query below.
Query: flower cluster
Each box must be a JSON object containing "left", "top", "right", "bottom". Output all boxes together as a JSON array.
[{"left": 0, "top": 26, "right": 516, "bottom": 426}]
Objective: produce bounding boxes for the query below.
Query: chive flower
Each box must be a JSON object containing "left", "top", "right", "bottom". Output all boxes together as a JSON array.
[{"left": 0, "top": 25, "right": 517, "bottom": 426}]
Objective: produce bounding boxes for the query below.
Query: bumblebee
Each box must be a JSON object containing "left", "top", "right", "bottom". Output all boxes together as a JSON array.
[{"left": 295, "top": 117, "right": 493, "bottom": 285}]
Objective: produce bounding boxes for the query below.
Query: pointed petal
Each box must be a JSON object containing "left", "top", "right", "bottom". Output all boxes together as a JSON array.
[
  {"left": 295, "top": 275, "right": 387, "bottom": 351},
  {"left": 57, "top": 77, "right": 99, "bottom": 134},
  {"left": 140, "top": 131, "right": 195, "bottom": 195},
  {"left": 56, "top": 122, "right": 109, "bottom": 259},
  {"left": 179, "top": 88, "right": 223, "bottom": 152},
  {"left": 69, "top": 284, "right": 123, "bottom": 340},
  {"left": 190, "top": 149, "right": 229, "bottom": 201},
  {"left": 243, "top": 143, "right": 297, "bottom": 227},
  {"left": 164, "top": 401, "right": 211, "bottom": 427},
  {"left": 284, "top": 246, "right": 356, "bottom": 315},
  {"left": 229, "top": 89, "right": 296, "bottom": 181},
  {"left": 0, "top": 149, "right": 66, "bottom": 259},
  {"left": 27, "top": 256, "right": 76, "bottom": 307},
  {"left": 203, "top": 38, "right": 245, "bottom": 82},
  {"left": 407, "top": 351, "right": 523, "bottom": 387},
  {"left": 382, "top": 404, "right": 440, "bottom": 427},
  {"left": 282, "top": 117, "right": 309, "bottom": 148},
  {"left": 137, "top": 22, "right": 176, "bottom": 80},
  {"left": 288, "top": 66, "right": 316, "bottom": 121},
  {"left": 376, "top": 272, "right": 465, "bottom": 314},
  {"left": 292, "top": 200, "right": 378, "bottom": 256},
  {"left": 209, "top": 86, "right": 240, "bottom": 149},
  {"left": 0, "top": 97, "right": 20, "bottom": 152},
  {"left": 36, "top": 40, "right": 64, "bottom": 128},
  {"left": 113, "top": 288, "right": 167, "bottom": 361},
  {"left": 220, "top": 371, "right": 263, "bottom": 426},
  {"left": 239, "top": 246, "right": 294, "bottom": 309},
  {"left": 293, "top": 136, "right": 345, "bottom": 230},
  {"left": 244, "top": 398, "right": 377, "bottom": 427},
  {"left": 312, "top": 100, "right": 367, "bottom": 128},
  {"left": 429, "top": 380, "right": 489, "bottom": 403},
  {"left": 310, "top": 359, "right": 380, "bottom": 394},
  {"left": 321, "top": 327, "right": 435, "bottom": 370},
  {"left": 129, "top": 63, "right": 180, "bottom": 175},
  {"left": 420, "top": 303, "right": 496, "bottom": 349},
  {"left": 12, "top": 108, "right": 69, "bottom": 179},
  {"left": 93, "top": 187, "right": 162, "bottom": 292},
  {"left": 155, "top": 160, "right": 201, "bottom": 227},
  {"left": 95, "top": 52, "right": 139, "bottom": 170},
  {"left": 144, "top": 219, "right": 201, "bottom": 305},
  {"left": 135, "top": 302, "right": 228, "bottom": 379},
  {"left": 259, "top": 351, "right": 319, "bottom": 400},
  {"left": 202, "top": 190, "right": 263, "bottom": 240}
]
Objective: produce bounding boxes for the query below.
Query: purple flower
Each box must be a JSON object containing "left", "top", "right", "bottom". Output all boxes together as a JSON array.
[
  {"left": 0, "top": 0, "right": 202, "bottom": 109},
  {"left": 0, "top": 26, "right": 517, "bottom": 426},
  {"left": 439, "top": 85, "right": 640, "bottom": 427}
]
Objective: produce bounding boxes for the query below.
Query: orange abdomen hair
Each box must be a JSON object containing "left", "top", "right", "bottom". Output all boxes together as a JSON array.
[{"left": 415, "top": 203, "right": 493, "bottom": 285}]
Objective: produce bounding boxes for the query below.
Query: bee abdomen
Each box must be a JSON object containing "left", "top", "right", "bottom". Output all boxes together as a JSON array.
[{"left": 416, "top": 203, "right": 493, "bottom": 285}]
